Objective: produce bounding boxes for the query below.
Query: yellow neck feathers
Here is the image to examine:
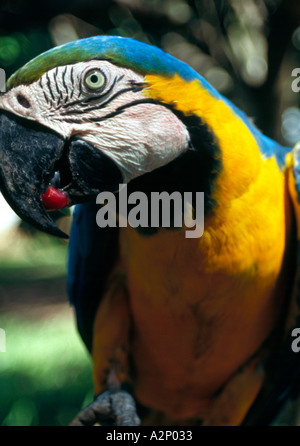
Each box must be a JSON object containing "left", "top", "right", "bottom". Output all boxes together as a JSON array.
[{"left": 144, "top": 74, "right": 267, "bottom": 205}]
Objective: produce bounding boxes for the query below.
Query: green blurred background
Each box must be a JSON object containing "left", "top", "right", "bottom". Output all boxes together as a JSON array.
[{"left": 0, "top": 0, "right": 300, "bottom": 426}]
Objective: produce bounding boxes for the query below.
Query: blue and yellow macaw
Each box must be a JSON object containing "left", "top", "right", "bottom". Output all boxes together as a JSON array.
[{"left": 0, "top": 35, "right": 300, "bottom": 426}]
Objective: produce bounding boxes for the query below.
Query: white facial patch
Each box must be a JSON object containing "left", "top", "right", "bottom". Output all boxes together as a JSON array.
[{"left": 0, "top": 61, "right": 190, "bottom": 183}]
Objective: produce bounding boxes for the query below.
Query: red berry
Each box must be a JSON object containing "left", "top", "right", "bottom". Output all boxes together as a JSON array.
[{"left": 41, "top": 186, "right": 69, "bottom": 210}]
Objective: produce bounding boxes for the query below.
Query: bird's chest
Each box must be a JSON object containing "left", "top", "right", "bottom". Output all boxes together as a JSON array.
[
  {"left": 119, "top": 212, "right": 288, "bottom": 313},
  {"left": 118, "top": 194, "right": 291, "bottom": 418}
]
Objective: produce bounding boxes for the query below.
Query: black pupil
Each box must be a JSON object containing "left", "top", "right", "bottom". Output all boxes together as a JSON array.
[{"left": 90, "top": 74, "right": 99, "bottom": 83}]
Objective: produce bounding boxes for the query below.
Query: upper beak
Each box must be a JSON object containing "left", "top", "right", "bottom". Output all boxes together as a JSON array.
[
  {"left": 0, "top": 111, "right": 68, "bottom": 237},
  {"left": 0, "top": 111, "right": 123, "bottom": 238}
]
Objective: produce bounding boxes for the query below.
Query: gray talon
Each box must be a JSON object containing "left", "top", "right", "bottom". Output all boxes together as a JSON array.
[{"left": 70, "top": 390, "right": 141, "bottom": 426}]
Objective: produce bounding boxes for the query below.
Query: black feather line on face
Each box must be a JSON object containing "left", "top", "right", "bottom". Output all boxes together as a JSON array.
[
  {"left": 86, "top": 98, "right": 160, "bottom": 123},
  {"left": 54, "top": 67, "right": 62, "bottom": 106},
  {"left": 62, "top": 66, "right": 69, "bottom": 101},
  {"left": 63, "top": 72, "right": 125, "bottom": 109},
  {"left": 60, "top": 78, "right": 143, "bottom": 116},
  {"left": 61, "top": 87, "right": 134, "bottom": 116},
  {"left": 70, "top": 66, "right": 75, "bottom": 99},
  {"left": 46, "top": 71, "right": 55, "bottom": 103},
  {"left": 82, "top": 85, "right": 143, "bottom": 112}
]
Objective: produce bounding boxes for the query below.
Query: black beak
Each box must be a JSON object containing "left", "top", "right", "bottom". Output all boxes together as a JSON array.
[
  {"left": 0, "top": 111, "right": 123, "bottom": 238},
  {"left": 0, "top": 111, "right": 67, "bottom": 237}
]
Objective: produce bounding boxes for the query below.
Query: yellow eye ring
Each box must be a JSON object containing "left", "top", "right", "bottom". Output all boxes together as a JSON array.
[{"left": 84, "top": 69, "right": 106, "bottom": 90}]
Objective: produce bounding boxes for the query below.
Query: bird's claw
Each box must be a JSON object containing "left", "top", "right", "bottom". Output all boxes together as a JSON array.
[{"left": 70, "top": 390, "right": 141, "bottom": 426}]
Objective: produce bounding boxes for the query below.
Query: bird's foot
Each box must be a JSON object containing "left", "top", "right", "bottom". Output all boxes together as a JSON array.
[{"left": 69, "top": 390, "right": 141, "bottom": 426}]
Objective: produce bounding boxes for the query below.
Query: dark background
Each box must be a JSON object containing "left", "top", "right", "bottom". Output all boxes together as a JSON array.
[
  {"left": 1, "top": 0, "right": 300, "bottom": 143},
  {"left": 0, "top": 0, "right": 299, "bottom": 426}
]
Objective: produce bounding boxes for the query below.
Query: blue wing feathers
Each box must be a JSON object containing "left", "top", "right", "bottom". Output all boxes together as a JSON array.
[{"left": 67, "top": 202, "right": 119, "bottom": 351}]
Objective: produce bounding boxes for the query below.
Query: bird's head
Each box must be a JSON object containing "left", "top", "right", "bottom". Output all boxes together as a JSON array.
[{"left": 0, "top": 35, "right": 261, "bottom": 237}]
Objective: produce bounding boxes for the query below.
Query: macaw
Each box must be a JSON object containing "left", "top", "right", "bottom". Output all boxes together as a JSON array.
[{"left": 0, "top": 35, "right": 300, "bottom": 426}]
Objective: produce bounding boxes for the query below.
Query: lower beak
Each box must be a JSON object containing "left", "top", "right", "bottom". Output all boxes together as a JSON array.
[{"left": 0, "top": 111, "right": 67, "bottom": 238}]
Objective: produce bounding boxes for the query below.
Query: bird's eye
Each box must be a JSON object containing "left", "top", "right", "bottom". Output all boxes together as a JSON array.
[{"left": 84, "top": 69, "right": 106, "bottom": 90}]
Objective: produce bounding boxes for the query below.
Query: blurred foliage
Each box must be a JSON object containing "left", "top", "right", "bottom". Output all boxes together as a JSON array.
[
  {"left": 0, "top": 312, "right": 93, "bottom": 426},
  {"left": 0, "top": 229, "right": 94, "bottom": 426},
  {"left": 0, "top": 0, "right": 300, "bottom": 426},
  {"left": 0, "top": 231, "right": 67, "bottom": 284}
]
